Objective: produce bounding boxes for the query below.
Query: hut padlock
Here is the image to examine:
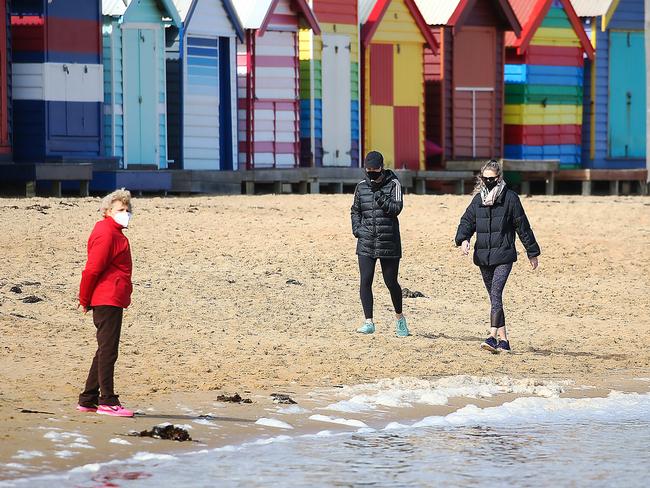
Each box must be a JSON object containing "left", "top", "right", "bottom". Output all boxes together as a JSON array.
[
  {"left": 626, "top": 92, "right": 632, "bottom": 106},
  {"left": 62, "top": 65, "right": 69, "bottom": 74}
]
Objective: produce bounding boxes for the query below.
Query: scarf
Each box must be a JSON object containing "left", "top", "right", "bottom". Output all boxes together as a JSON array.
[{"left": 480, "top": 180, "right": 506, "bottom": 206}]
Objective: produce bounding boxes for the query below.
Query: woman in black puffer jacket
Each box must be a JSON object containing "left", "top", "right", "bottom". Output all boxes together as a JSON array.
[
  {"left": 455, "top": 159, "right": 540, "bottom": 354},
  {"left": 351, "top": 151, "right": 409, "bottom": 337}
]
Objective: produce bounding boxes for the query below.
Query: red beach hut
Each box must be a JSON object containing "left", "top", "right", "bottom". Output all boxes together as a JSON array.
[
  {"left": 415, "top": 0, "right": 521, "bottom": 166},
  {"left": 0, "top": 0, "right": 10, "bottom": 157}
]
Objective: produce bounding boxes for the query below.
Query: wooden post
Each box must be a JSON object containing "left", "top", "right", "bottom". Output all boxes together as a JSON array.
[
  {"left": 620, "top": 181, "right": 631, "bottom": 195},
  {"left": 546, "top": 172, "right": 555, "bottom": 196},
  {"left": 25, "top": 181, "right": 36, "bottom": 198},
  {"left": 332, "top": 182, "right": 344, "bottom": 194},
  {"left": 51, "top": 181, "right": 62, "bottom": 197},
  {"left": 414, "top": 178, "right": 425, "bottom": 195},
  {"left": 582, "top": 180, "right": 592, "bottom": 196},
  {"left": 310, "top": 179, "right": 320, "bottom": 194},
  {"left": 245, "top": 180, "right": 255, "bottom": 195},
  {"left": 455, "top": 179, "right": 465, "bottom": 195},
  {"left": 80, "top": 180, "right": 90, "bottom": 197},
  {"left": 273, "top": 181, "right": 283, "bottom": 194},
  {"left": 521, "top": 180, "right": 531, "bottom": 196},
  {"left": 609, "top": 180, "right": 620, "bottom": 196},
  {"left": 641, "top": 181, "right": 649, "bottom": 196},
  {"left": 298, "top": 180, "right": 308, "bottom": 194}
]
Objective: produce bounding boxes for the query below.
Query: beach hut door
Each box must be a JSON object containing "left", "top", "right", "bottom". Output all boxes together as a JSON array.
[
  {"left": 321, "top": 34, "right": 351, "bottom": 166},
  {"left": 124, "top": 28, "right": 158, "bottom": 166},
  {"left": 608, "top": 31, "right": 646, "bottom": 159}
]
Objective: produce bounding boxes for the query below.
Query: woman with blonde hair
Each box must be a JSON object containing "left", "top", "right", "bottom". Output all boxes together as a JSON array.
[
  {"left": 454, "top": 160, "right": 540, "bottom": 353},
  {"left": 77, "top": 189, "right": 134, "bottom": 416}
]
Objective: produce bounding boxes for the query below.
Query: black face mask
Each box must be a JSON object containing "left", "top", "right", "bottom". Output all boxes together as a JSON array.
[
  {"left": 367, "top": 170, "right": 383, "bottom": 181},
  {"left": 482, "top": 176, "right": 499, "bottom": 191}
]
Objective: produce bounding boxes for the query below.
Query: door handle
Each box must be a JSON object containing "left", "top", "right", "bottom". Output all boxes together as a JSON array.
[{"left": 139, "top": 96, "right": 142, "bottom": 104}]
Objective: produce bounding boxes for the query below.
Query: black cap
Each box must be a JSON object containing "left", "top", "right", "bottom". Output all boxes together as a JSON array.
[{"left": 364, "top": 151, "right": 384, "bottom": 169}]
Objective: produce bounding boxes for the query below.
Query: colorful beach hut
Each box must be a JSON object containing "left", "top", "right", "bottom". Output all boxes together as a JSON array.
[
  {"left": 504, "top": 0, "right": 594, "bottom": 168},
  {"left": 102, "top": 0, "right": 181, "bottom": 169},
  {"left": 573, "top": 0, "right": 646, "bottom": 169},
  {"left": 11, "top": 0, "right": 103, "bottom": 162},
  {"left": 232, "top": 0, "right": 320, "bottom": 170},
  {"left": 0, "top": 0, "right": 10, "bottom": 158},
  {"left": 415, "top": 0, "right": 521, "bottom": 166},
  {"left": 169, "top": 0, "right": 243, "bottom": 170},
  {"left": 299, "top": 0, "right": 360, "bottom": 167},
  {"left": 360, "top": 0, "right": 438, "bottom": 171}
]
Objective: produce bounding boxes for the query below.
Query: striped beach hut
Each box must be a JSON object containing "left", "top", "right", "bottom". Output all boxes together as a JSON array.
[
  {"left": 504, "top": 0, "right": 594, "bottom": 168},
  {"left": 415, "top": 0, "right": 521, "bottom": 166},
  {"left": 0, "top": 0, "right": 10, "bottom": 158},
  {"left": 169, "top": 0, "right": 244, "bottom": 170},
  {"left": 360, "top": 0, "right": 438, "bottom": 171},
  {"left": 232, "top": 0, "right": 320, "bottom": 170},
  {"left": 102, "top": 0, "right": 181, "bottom": 169},
  {"left": 573, "top": 0, "right": 646, "bottom": 169},
  {"left": 299, "top": 0, "right": 360, "bottom": 167},
  {"left": 11, "top": 0, "right": 103, "bottom": 162}
]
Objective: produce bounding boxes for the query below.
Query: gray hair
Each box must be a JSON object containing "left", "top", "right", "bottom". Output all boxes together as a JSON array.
[
  {"left": 473, "top": 159, "right": 503, "bottom": 195},
  {"left": 99, "top": 188, "right": 132, "bottom": 216}
]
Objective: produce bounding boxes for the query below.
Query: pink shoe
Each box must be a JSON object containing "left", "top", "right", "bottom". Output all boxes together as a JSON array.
[
  {"left": 97, "top": 404, "right": 134, "bottom": 417},
  {"left": 77, "top": 404, "right": 97, "bottom": 413}
]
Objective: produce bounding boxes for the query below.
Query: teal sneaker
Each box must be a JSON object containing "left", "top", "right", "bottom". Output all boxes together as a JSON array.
[
  {"left": 356, "top": 322, "right": 375, "bottom": 334},
  {"left": 395, "top": 317, "right": 410, "bottom": 337}
]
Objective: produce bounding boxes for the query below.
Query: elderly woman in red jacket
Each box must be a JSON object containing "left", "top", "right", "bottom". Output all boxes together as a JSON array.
[{"left": 77, "top": 189, "right": 134, "bottom": 417}]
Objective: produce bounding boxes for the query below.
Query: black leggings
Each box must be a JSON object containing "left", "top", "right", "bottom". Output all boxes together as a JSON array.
[{"left": 359, "top": 255, "right": 402, "bottom": 319}]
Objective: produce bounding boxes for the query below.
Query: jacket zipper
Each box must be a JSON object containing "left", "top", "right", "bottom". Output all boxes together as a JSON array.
[
  {"left": 487, "top": 205, "right": 492, "bottom": 265},
  {"left": 372, "top": 189, "right": 377, "bottom": 253}
]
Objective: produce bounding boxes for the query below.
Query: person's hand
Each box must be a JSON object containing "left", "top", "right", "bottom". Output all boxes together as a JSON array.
[
  {"left": 461, "top": 240, "right": 470, "bottom": 256},
  {"left": 529, "top": 256, "right": 539, "bottom": 270},
  {"left": 77, "top": 303, "right": 90, "bottom": 314}
]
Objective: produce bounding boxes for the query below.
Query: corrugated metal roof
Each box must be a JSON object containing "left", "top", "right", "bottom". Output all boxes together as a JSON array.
[
  {"left": 231, "top": 0, "right": 273, "bottom": 29},
  {"left": 413, "top": 0, "right": 461, "bottom": 25},
  {"left": 505, "top": 0, "right": 537, "bottom": 46},
  {"left": 173, "top": 0, "right": 193, "bottom": 20},
  {"left": 102, "top": 0, "right": 127, "bottom": 16},
  {"left": 570, "top": 0, "right": 616, "bottom": 17},
  {"left": 359, "top": 0, "right": 377, "bottom": 24}
]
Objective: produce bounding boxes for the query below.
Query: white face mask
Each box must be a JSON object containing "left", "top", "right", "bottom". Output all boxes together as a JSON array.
[{"left": 112, "top": 211, "right": 131, "bottom": 228}]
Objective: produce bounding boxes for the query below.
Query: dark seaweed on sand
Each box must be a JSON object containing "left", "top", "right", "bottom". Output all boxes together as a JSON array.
[
  {"left": 217, "top": 393, "right": 252, "bottom": 404},
  {"left": 135, "top": 425, "right": 192, "bottom": 442},
  {"left": 271, "top": 393, "right": 297, "bottom": 404}
]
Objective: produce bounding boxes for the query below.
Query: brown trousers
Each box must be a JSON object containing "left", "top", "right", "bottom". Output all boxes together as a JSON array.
[{"left": 79, "top": 306, "right": 123, "bottom": 407}]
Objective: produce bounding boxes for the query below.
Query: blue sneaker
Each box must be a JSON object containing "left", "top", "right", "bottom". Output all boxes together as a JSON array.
[
  {"left": 395, "top": 317, "right": 410, "bottom": 337},
  {"left": 497, "top": 340, "right": 511, "bottom": 353},
  {"left": 357, "top": 322, "right": 375, "bottom": 334},
  {"left": 481, "top": 336, "right": 499, "bottom": 353}
]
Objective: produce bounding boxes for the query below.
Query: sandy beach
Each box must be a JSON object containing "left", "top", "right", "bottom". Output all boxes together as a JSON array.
[{"left": 1, "top": 194, "right": 650, "bottom": 478}]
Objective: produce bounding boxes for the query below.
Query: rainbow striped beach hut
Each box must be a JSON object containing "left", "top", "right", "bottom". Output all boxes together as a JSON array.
[
  {"left": 299, "top": 0, "right": 360, "bottom": 167},
  {"left": 504, "top": 0, "right": 594, "bottom": 168}
]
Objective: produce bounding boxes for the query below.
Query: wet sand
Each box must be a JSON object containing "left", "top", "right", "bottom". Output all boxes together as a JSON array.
[{"left": 1, "top": 194, "right": 649, "bottom": 478}]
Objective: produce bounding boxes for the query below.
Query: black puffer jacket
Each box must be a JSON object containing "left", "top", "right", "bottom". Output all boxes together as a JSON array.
[
  {"left": 351, "top": 170, "right": 403, "bottom": 259},
  {"left": 455, "top": 187, "right": 540, "bottom": 266}
]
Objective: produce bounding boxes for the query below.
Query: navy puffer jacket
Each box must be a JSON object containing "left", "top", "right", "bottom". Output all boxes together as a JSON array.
[
  {"left": 351, "top": 170, "right": 403, "bottom": 259},
  {"left": 455, "top": 187, "right": 540, "bottom": 266}
]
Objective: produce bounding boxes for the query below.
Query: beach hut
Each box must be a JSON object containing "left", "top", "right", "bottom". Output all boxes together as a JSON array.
[
  {"left": 360, "top": 0, "right": 438, "bottom": 171},
  {"left": 102, "top": 0, "right": 181, "bottom": 169},
  {"left": 415, "top": 0, "right": 521, "bottom": 167},
  {"left": 0, "top": 0, "right": 10, "bottom": 158},
  {"left": 573, "top": 0, "right": 646, "bottom": 169},
  {"left": 299, "top": 0, "right": 360, "bottom": 167},
  {"left": 11, "top": 0, "right": 103, "bottom": 162},
  {"left": 504, "top": 0, "right": 594, "bottom": 168},
  {"left": 167, "top": 0, "right": 243, "bottom": 171},
  {"left": 232, "top": 0, "right": 320, "bottom": 170}
]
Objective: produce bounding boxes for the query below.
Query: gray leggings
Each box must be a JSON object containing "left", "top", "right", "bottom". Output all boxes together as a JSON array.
[{"left": 479, "top": 262, "right": 513, "bottom": 327}]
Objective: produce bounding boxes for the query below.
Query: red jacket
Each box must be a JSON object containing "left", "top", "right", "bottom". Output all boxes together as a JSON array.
[{"left": 79, "top": 217, "right": 133, "bottom": 309}]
